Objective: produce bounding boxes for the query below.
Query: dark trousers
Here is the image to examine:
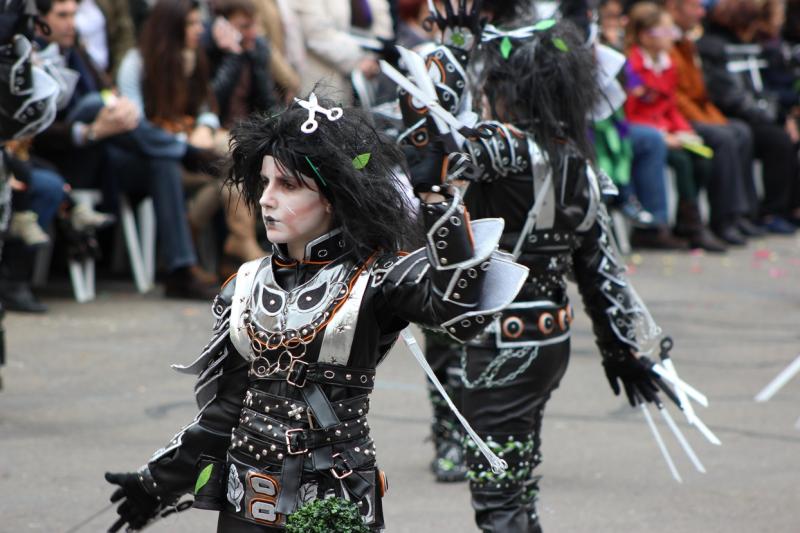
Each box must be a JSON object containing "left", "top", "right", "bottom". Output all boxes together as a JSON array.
[
  {"left": 56, "top": 94, "right": 196, "bottom": 271},
  {"left": 693, "top": 119, "right": 755, "bottom": 223},
  {"left": 749, "top": 121, "right": 798, "bottom": 217},
  {"left": 667, "top": 148, "right": 712, "bottom": 201},
  {"left": 462, "top": 339, "right": 571, "bottom": 532}
]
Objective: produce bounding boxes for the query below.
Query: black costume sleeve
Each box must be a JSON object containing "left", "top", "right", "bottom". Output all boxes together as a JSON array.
[
  {"left": 570, "top": 173, "right": 661, "bottom": 360},
  {"left": 374, "top": 191, "right": 525, "bottom": 342},
  {"left": 140, "top": 278, "right": 249, "bottom": 501}
]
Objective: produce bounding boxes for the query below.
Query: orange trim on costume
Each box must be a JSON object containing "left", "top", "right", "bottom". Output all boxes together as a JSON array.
[{"left": 221, "top": 272, "right": 237, "bottom": 289}]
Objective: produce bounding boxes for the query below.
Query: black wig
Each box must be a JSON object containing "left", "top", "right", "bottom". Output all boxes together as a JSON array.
[
  {"left": 478, "top": 19, "right": 600, "bottom": 166},
  {"left": 226, "top": 96, "right": 418, "bottom": 260}
]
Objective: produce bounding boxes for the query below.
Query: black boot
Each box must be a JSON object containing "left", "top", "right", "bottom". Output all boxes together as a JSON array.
[
  {"left": 468, "top": 432, "right": 542, "bottom": 533},
  {"left": 675, "top": 199, "right": 727, "bottom": 253},
  {"left": 0, "top": 241, "right": 46, "bottom": 313}
]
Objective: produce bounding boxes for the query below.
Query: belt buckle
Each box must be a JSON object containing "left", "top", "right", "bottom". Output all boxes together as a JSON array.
[
  {"left": 330, "top": 453, "right": 353, "bottom": 479},
  {"left": 285, "top": 428, "right": 308, "bottom": 455},
  {"left": 286, "top": 359, "right": 308, "bottom": 388}
]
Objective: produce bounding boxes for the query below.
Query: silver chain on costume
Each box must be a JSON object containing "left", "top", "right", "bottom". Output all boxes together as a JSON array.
[
  {"left": 246, "top": 279, "right": 351, "bottom": 378},
  {"left": 460, "top": 345, "right": 541, "bottom": 389}
]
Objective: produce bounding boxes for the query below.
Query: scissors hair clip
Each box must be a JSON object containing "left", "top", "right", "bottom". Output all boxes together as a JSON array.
[{"left": 294, "top": 93, "right": 343, "bottom": 134}]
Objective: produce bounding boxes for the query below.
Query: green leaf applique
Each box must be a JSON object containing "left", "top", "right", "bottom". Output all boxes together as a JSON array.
[
  {"left": 532, "top": 19, "right": 556, "bottom": 31},
  {"left": 195, "top": 463, "right": 214, "bottom": 494},
  {"left": 352, "top": 152, "right": 371, "bottom": 170},
  {"left": 500, "top": 36, "right": 513, "bottom": 59},
  {"left": 552, "top": 38, "right": 569, "bottom": 52},
  {"left": 450, "top": 31, "right": 465, "bottom": 47}
]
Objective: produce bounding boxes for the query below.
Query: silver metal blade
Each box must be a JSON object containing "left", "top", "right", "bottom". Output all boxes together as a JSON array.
[
  {"left": 652, "top": 363, "right": 709, "bottom": 407},
  {"left": 640, "top": 403, "right": 683, "bottom": 483},
  {"left": 659, "top": 407, "right": 707, "bottom": 473},
  {"left": 754, "top": 354, "right": 800, "bottom": 403}
]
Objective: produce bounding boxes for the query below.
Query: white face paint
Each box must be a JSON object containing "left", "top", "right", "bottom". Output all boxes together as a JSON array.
[{"left": 259, "top": 156, "right": 334, "bottom": 259}]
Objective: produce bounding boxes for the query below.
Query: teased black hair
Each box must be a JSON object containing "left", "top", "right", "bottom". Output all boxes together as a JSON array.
[
  {"left": 226, "top": 96, "right": 418, "bottom": 261},
  {"left": 478, "top": 19, "right": 600, "bottom": 166},
  {"left": 485, "top": 0, "right": 534, "bottom": 25}
]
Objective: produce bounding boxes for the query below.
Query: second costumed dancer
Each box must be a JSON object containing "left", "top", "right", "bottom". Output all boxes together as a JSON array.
[{"left": 384, "top": 4, "right": 685, "bottom": 531}]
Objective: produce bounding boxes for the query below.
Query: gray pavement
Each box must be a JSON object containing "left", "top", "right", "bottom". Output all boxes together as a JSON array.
[{"left": 1, "top": 234, "right": 800, "bottom": 532}]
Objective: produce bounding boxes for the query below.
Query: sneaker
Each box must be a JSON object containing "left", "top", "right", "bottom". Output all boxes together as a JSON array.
[
  {"left": 762, "top": 216, "right": 796, "bottom": 235},
  {"left": 619, "top": 200, "right": 656, "bottom": 228},
  {"left": 70, "top": 203, "right": 115, "bottom": 232},
  {"left": 8, "top": 211, "right": 49, "bottom": 247}
]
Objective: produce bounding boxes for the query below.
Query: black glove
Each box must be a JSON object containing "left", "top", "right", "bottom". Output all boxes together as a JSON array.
[
  {"left": 105, "top": 471, "right": 162, "bottom": 532},
  {"left": 403, "top": 140, "right": 448, "bottom": 195},
  {"left": 602, "top": 352, "right": 661, "bottom": 407}
]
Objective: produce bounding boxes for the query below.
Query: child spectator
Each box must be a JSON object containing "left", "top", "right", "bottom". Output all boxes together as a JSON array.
[{"left": 625, "top": 2, "right": 727, "bottom": 251}]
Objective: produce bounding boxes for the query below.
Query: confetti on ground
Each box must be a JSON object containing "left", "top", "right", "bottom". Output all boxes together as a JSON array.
[
  {"left": 690, "top": 264, "right": 703, "bottom": 274},
  {"left": 753, "top": 249, "right": 771, "bottom": 260},
  {"left": 631, "top": 254, "right": 643, "bottom": 265},
  {"left": 721, "top": 258, "right": 733, "bottom": 268},
  {"left": 689, "top": 249, "right": 705, "bottom": 257},
  {"left": 768, "top": 267, "right": 788, "bottom": 279}
]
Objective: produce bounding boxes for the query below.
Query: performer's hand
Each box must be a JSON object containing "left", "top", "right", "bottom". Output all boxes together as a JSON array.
[
  {"left": 602, "top": 353, "right": 660, "bottom": 407},
  {"left": 403, "top": 140, "right": 447, "bottom": 195},
  {"left": 105, "top": 471, "right": 161, "bottom": 532}
]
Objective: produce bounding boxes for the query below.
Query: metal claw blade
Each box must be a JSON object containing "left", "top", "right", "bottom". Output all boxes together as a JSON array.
[
  {"left": 640, "top": 403, "right": 683, "bottom": 483},
  {"left": 658, "top": 406, "right": 707, "bottom": 473},
  {"left": 754, "top": 354, "right": 800, "bottom": 403},
  {"left": 652, "top": 363, "right": 708, "bottom": 407}
]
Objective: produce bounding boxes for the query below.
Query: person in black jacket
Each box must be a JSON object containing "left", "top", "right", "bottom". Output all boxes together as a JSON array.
[
  {"left": 206, "top": 0, "right": 277, "bottom": 130},
  {"left": 697, "top": 0, "right": 800, "bottom": 233}
]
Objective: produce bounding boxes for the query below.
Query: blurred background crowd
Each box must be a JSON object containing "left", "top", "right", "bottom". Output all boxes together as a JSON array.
[{"left": 2, "top": 0, "right": 800, "bottom": 315}]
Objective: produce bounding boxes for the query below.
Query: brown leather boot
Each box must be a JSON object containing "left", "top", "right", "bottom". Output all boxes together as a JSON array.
[
  {"left": 630, "top": 227, "right": 689, "bottom": 250},
  {"left": 674, "top": 199, "right": 727, "bottom": 253}
]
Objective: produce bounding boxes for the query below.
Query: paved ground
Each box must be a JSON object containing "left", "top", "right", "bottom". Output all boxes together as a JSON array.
[{"left": 1, "top": 234, "right": 800, "bottom": 533}]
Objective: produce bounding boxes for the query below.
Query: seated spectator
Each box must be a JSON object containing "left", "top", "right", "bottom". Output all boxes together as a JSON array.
[
  {"left": 697, "top": 0, "right": 800, "bottom": 233},
  {"left": 0, "top": 143, "right": 112, "bottom": 313},
  {"left": 625, "top": 2, "right": 726, "bottom": 251},
  {"left": 292, "top": 0, "right": 394, "bottom": 104},
  {"left": 667, "top": 0, "right": 764, "bottom": 244},
  {"left": 596, "top": 0, "right": 686, "bottom": 249},
  {"left": 31, "top": 0, "right": 220, "bottom": 299},
  {"left": 74, "top": 0, "right": 135, "bottom": 77},
  {"left": 117, "top": 0, "right": 266, "bottom": 273},
  {"left": 206, "top": 0, "right": 277, "bottom": 129}
]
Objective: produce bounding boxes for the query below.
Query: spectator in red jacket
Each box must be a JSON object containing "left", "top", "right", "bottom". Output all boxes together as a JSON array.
[{"left": 625, "top": 2, "right": 726, "bottom": 251}]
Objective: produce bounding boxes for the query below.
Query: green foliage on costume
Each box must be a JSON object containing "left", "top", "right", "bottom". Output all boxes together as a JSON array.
[
  {"left": 194, "top": 463, "right": 214, "bottom": 494},
  {"left": 500, "top": 36, "right": 513, "bottom": 59},
  {"left": 285, "top": 497, "right": 369, "bottom": 533}
]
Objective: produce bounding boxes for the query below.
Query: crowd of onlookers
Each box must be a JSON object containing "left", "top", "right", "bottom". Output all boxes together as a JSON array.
[
  {"left": 2, "top": 0, "right": 800, "bottom": 314},
  {"left": 595, "top": 0, "right": 800, "bottom": 250}
]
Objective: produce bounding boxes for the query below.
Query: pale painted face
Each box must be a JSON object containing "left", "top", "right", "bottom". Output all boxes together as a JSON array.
[{"left": 259, "top": 156, "right": 334, "bottom": 255}]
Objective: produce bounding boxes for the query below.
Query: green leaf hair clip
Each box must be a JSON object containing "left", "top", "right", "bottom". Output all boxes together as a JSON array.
[{"left": 352, "top": 153, "right": 371, "bottom": 170}]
